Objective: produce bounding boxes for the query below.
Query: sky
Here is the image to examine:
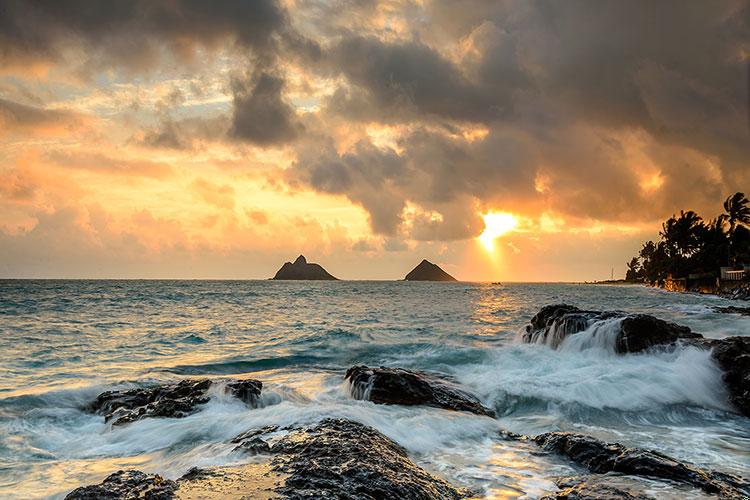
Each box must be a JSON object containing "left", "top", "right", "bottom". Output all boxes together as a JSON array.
[{"left": 0, "top": 0, "right": 748, "bottom": 281}]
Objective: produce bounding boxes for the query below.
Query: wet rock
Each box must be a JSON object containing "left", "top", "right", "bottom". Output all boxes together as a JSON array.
[
  {"left": 523, "top": 304, "right": 700, "bottom": 352},
  {"left": 231, "top": 425, "right": 280, "bottom": 444},
  {"left": 90, "top": 378, "right": 262, "bottom": 426},
  {"left": 270, "top": 418, "right": 470, "bottom": 499},
  {"left": 534, "top": 432, "right": 750, "bottom": 498},
  {"left": 541, "top": 476, "right": 653, "bottom": 500},
  {"left": 345, "top": 365, "right": 494, "bottom": 417},
  {"left": 704, "top": 336, "right": 750, "bottom": 416},
  {"left": 715, "top": 306, "right": 750, "bottom": 317},
  {"left": 272, "top": 255, "right": 338, "bottom": 280},
  {"left": 404, "top": 259, "right": 458, "bottom": 281},
  {"left": 65, "top": 470, "right": 178, "bottom": 499},
  {"left": 67, "top": 419, "right": 469, "bottom": 499},
  {"left": 225, "top": 379, "right": 262, "bottom": 405},
  {"left": 233, "top": 436, "right": 272, "bottom": 455},
  {"left": 617, "top": 314, "right": 699, "bottom": 353}
]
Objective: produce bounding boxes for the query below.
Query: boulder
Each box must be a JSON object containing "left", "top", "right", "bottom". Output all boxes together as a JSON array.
[
  {"left": 65, "top": 470, "right": 177, "bottom": 499},
  {"left": 523, "top": 304, "right": 700, "bottom": 352},
  {"left": 534, "top": 432, "right": 750, "bottom": 498},
  {"left": 345, "top": 365, "right": 494, "bottom": 417},
  {"left": 404, "top": 259, "right": 457, "bottom": 281},
  {"left": 90, "top": 378, "right": 262, "bottom": 426},
  {"left": 704, "top": 336, "right": 750, "bottom": 416},
  {"left": 268, "top": 418, "right": 469, "bottom": 499},
  {"left": 714, "top": 306, "right": 750, "bottom": 317},
  {"left": 67, "top": 419, "right": 470, "bottom": 499},
  {"left": 272, "top": 255, "right": 337, "bottom": 280},
  {"left": 541, "top": 476, "right": 654, "bottom": 500}
]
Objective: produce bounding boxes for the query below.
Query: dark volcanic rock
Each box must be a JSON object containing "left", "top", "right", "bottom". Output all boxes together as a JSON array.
[
  {"left": 90, "top": 378, "right": 262, "bottom": 426},
  {"left": 68, "top": 419, "right": 469, "bottom": 499},
  {"left": 404, "top": 259, "right": 457, "bottom": 281},
  {"left": 617, "top": 314, "right": 699, "bottom": 353},
  {"left": 272, "top": 255, "right": 337, "bottom": 280},
  {"left": 345, "top": 365, "right": 494, "bottom": 417},
  {"left": 225, "top": 379, "right": 262, "bottom": 405},
  {"left": 233, "top": 436, "right": 271, "bottom": 455},
  {"left": 270, "top": 418, "right": 469, "bottom": 499},
  {"left": 534, "top": 432, "right": 750, "bottom": 498},
  {"left": 715, "top": 305, "right": 750, "bottom": 317},
  {"left": 523, "top": 304, "right": 700, "bottom": 352},
  {"left": 65, "top": 470, "right": 178, "bottom": 499},
  {"left": 705, "top": 336, "right": 750, "bottom": 416},
  {"left": 541, "top": 476, "right": 653, "bottom": 500}
]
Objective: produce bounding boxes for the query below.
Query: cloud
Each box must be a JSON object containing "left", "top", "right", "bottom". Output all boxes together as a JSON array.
[
  {"left": 45, "top": 152, "right": 174, "bottom": 179},
  {"left": 0, "top": 98, "right": 84, "bottom": 136},
  {"left": 191, "top": 178, "right": 236, "bottom": 210},
  {"left": 0, "top": 0, "right": 289, "bottom": 73},
  {"left": 137, "top": 115, "right": 230, "bottom": 150},
  {"left": 285, "top": 0, "right": 750, "bottom": 236},
  {"left": 229, "top": 72, "right": 302, "bottom": 145}
]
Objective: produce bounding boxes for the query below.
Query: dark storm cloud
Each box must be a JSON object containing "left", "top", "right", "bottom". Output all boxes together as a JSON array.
[
  {"left": 290, "top": 138, "right": 407, "bottom": 235},
  {"left": 229, "top": 72, "right": 302, "bottom": 146},
  {"left": 327, "top": 36, "right": 502, "bottom": 122},
  {"left": 0, "top": 0, "right": 288, "bottom": 70}
]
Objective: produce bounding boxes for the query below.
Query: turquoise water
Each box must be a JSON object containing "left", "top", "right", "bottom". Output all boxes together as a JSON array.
[{"left": 1, "top": 281, "right": 748, "bottom": 498}]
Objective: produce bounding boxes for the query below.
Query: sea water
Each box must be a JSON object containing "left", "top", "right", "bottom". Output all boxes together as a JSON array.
[{"left": 0, "top": 280, "right": 748, "bottom": 498}]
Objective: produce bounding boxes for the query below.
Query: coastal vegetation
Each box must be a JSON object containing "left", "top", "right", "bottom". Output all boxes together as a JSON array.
[{"left": 626, "top": 192, "right": 750, "bottom": 283}]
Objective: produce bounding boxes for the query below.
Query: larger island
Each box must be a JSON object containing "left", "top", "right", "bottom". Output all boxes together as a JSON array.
[{"left": 272, "top": 255, "right": 338, "bottom": 280}]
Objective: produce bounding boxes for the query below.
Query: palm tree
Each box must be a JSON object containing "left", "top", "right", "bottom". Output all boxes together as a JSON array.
[
  {"left": 722, "top": 192, "right": 750, "bottom": 236},
  {"left": 721, "top": 192, "right": 750, "bottom": 265},
  {"left": 661, "top": 210, "right": 703, "bottom": 258}
]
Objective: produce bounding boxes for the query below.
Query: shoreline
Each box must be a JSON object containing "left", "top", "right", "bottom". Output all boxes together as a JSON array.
[{"left": 592, "top": 279, "right": 750, "bottom": 301}]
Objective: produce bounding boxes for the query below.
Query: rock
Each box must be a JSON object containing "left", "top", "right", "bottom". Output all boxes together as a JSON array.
[
  {"left": 534, "top": 432, "right": 750, "bottom": 498},
  {"left": 225, "top": 379, "right": 263, "bottom": 405},
  {"left": 90, "top": 378, "right": 262, "bottom": 426},
  {"left": 617, "top": 314, "right": 699, "bottom": 353},
  {"left": 269, "top": 418, "right": 470, "bottom": 499},
  {"left": 65, "top": 470, "right": 178, "bottom": 499},
  {"left": 272, "top": 255, "right": 338, "bottom": 280},
  {"left": 523, "top": 304, "right": 701, "bottom": 352},
  {"left": 541, "top": 476, "right": 654, "bottom": 500},
  {"left": 705, "top": 336, "right": 750, "bottom": 416},
  {"left": 715, "top": 306, "right": 750, "bottom": 317},
  {"left": 404, "top": 259, "right": 457, "bottom": 281},
  {"left": 345, "top": 365, "right": 494, "bottom": 417},
  {"left": 68, "top": 419, "right": 469, "bottom": 499},
  {"left": 233, "top": 436, "right": 271, "bottom": 455}
]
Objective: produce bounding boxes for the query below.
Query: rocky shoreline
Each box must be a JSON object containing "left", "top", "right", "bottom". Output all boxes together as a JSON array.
[{"left": 66, "top": 304, "right": 749, "bottom": 499}]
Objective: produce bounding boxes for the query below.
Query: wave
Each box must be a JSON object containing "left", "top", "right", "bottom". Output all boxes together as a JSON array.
[
  {"left": 456, "top": 343, "right": 731, "bottom": 414},
  {"left": 162, "top": 354, "right": 334, "bottom": 375}
]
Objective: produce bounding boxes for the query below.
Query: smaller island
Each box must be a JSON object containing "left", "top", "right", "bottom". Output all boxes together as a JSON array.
[
  {"left": 404, "top": 259, "right": 457, "bottom": 281},
  {"left": 272, "top": 255, "right": 338, "bottom": 280}
]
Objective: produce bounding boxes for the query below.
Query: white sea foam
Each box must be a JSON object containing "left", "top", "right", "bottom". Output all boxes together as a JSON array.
[{"left": 457, "top": 343, "right": 731, "bottom": 413}]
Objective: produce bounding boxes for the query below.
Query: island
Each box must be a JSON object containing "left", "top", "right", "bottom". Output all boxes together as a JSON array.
[
  {"left": 404, "top": 259, "right": 457, "bottom": 281},
  {"left": 272, "top": 255, "right": 338, "bottom": 280}
]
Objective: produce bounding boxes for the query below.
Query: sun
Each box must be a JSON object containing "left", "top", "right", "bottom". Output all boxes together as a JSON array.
[{"left": 478, "top": 212, "right": 518, "bottom": 251}]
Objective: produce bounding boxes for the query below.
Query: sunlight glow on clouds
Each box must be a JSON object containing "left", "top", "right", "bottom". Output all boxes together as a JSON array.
[
  {"left": 478, "top": 213, "right": 518, "bottom": 252},
  {"left": 0, "top": 0, "right": 747, "bottom": 280}
]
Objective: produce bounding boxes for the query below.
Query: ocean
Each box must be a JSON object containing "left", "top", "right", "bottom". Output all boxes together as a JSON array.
[{"left": 1, "top": 280, "right": 748, "bottom": 498}]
